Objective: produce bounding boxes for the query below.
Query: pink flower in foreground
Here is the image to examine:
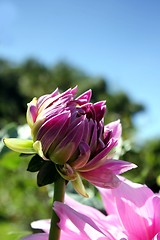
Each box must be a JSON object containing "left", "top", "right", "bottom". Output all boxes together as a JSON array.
[
  {"left": 98, "top": 177, "right": 160, "bottom": 240},
  {"left": 22, "top": 178, "right": 160, "bottom": 240},
  {"left": 4, "top": 87, "right": 136, "bottom": 196},
  {"left": 22, "top": 233, "right": 48, "bottom": 240}
]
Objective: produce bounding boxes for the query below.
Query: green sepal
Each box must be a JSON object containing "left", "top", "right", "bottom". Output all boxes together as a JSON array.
[
  {"left": 33, "top": 140, "right": 48, "bottom": 160},
  {"left": 72, "top": 173, "right": 89, "bottom": 198},
  {"left": 56, "top": 164, "right": 77, "bottom": 181},
  {"left": 20, "top": 153, "right": 35, "bottom": 157},
  {"left": 3, "top": 138, "right": 36, "bottom": 154},
  {"left": 37, "top": 161, "right": 59, "bottom": 187},
  {"left": 27, "top": 154, "right": 45, "bottom": 172}
]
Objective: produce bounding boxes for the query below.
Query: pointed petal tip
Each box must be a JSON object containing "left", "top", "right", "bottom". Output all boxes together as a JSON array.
[
  {"left": 26, "top": 97, "right": 38, "bottom": 128},
  {"left": 76, "top": 89, "right": 92, "bottom": 103}
]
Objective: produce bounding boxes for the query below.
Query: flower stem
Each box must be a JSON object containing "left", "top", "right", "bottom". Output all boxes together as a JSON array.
[{"left": 49, "top": 176, "right": 66, "bottom": 240}]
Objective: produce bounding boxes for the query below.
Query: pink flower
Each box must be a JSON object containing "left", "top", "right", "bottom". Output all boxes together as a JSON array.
[
  {"left": 4, "top": 87, "right": 136, "bottom": 196},
  {"left": 22, "top": 178, "right": 160, "bottom": 239},
  {"left": 98, "top": 177, "right": 160, "bottom": 240},
  {"left": 22, "top": 233, "right": 48, "bottom": 240},
  {"left": 54, "top": 178, "right": 160, "bottom": 240}
]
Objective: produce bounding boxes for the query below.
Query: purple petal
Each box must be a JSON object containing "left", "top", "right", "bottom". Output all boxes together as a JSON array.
[
  {"left": 76, "top": 89, "right": 92, "bottom": 104},
  {"left": 49, "top": 119, "right": 85, "bottom": 164},
  {"left": 29, "top": 105, "right": 38, "bottom": 123},
  {"left": 37, "top": 111, "right": 71, "bottom": 153},
  {"left": 37, "top": 111, "right": 70, "bottom": 139},
  {"left": 38, "top": 95, "right": 60, "bottom": 113},
  {"left": 50, "top": 88, "right": 60, "bottom": 97},
  {"left": 26, "top": 98, "right": 38, "bottom": 127},
  {"left": 89, "top": 121, "right": 98, "bottom": 153},
  {"left": 71, "top": 142, "right": 90, "bottom": 169},
  {"left": 37, "top": 88, "right": 59, "bottom": 107},
  {"left": 93, "top": 101, "right": 106, "bottom": 121},
  {"left": 79, "top": 138, "right": 118, "bottom": 172},
  {"left": 104, "top": 120, "right": 122, "bottom": 141},
  {"left": 81, "top": 118, "right": 90, "bottom": 142},
  {"left": 37, "top": 94, "right": 50, "bottom": 108},
  {"left": 37, "top": 87, "right": 76, "bottom": 111},
  {"left": 61, "top": 87, "right": 78, "bottom": 98},
  {"left": 85, "top": 118, "right": 96, "bottom": 145},
  {"left": 38, "top": 95, "right": 72, "bottom": 118}
]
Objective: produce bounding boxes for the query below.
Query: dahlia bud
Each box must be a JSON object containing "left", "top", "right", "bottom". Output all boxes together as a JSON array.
[{"left": 4, "top": 87, "right": 136, "bottom": 197}]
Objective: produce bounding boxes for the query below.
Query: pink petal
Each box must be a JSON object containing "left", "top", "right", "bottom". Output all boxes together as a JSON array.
[
  {"left": 79, "top": 160, "right": 136, "bottom": 188},
  {"left": 153, "top": 233, "right": 160, "bottom": 240},
  {"left": 22, "top": 233, "right": 48, "bottom": 240},
  {"left": 99, "top": 177, "right": 154, "bottom": 215},
  {"left": 151, "top": 195, "right": 160, "bottom": 234},
  {"left": 64, "top": 195, "right": 123, "bottom": 240},
  {"left": 99, "top": 177, "right": 156, "bottom": 239},
  {"left": 100, "top": 159, "right": 137, "bottom": 175},
  {"left": 54, "top": 201, "right": 111, "bottom": 240},
  {"left": 98, "top": 214, "right": 127, "bottom": 240},
  {"left": 31, "top": 219, "right": 50, "bottom": 233},
  {"left": 64, "top": 194, "right": 107, "bottom": 223},
  {"left": 80, "top": 167, "right": 120, "bottom": 188},
  {"left": 117, "top": 197, "right": 153, "bottom": 239}
]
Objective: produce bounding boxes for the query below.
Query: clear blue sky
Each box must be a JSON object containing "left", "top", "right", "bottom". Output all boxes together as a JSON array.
[{"left": 0, "top": 0, "right": 160, "bottom": 142}]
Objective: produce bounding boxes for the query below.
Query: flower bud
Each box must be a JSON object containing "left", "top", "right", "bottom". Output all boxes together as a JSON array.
[{"left": 4, "top": 87, "right": 136, "bottom": 196}]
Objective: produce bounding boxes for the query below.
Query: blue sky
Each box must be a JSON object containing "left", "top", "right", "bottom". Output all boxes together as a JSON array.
[{"left": 0, "top": 0, "right": 160, "bottom": 142}]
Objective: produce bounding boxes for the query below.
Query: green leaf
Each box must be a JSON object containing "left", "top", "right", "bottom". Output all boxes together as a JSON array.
[
  {"left": 27, "top": 154, "right": 45, "bottom": 172},
  {"left": 37, "top": 161, "right": 59, "bottom": 186}
]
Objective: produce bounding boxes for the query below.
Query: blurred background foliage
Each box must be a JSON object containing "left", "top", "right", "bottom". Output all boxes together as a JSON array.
[{"left": 0, "top": 58, "right": 160, "bottom": 239}]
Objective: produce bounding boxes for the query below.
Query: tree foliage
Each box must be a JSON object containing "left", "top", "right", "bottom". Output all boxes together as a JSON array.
[{"left": 0, "top": 58, "right": 144, "bottom": 140}]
